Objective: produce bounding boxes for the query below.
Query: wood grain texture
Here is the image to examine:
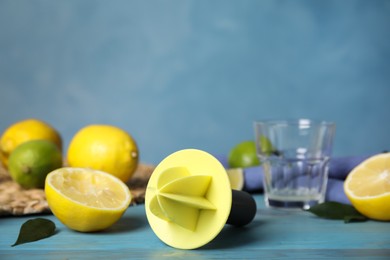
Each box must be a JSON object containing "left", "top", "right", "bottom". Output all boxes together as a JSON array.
[{"left": 1, "top": 195, "right": 389, "bottom": 259}]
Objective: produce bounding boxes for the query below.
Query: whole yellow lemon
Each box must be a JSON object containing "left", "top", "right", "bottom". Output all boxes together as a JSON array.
[
  {"left": 0, "top": 119, "right": 62, "bottom": 168},
  {"left": 67, "top": 125, "right": 139, "bottom": 182}
]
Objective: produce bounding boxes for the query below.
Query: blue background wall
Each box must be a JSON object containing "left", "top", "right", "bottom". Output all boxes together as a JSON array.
[{"left": 1, "top": 0, "right": 389, "bottom": 164}]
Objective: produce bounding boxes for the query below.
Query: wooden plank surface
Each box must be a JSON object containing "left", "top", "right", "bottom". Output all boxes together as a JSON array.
[{"left": 1, "top": 194, "right": 389, "bottom": 259}]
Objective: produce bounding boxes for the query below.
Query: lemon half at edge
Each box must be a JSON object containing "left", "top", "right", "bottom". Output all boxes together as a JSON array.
[
  {"left": 45, "top": 167, "right": 132, "bottom": 232},
  {"left": 344, "top": 153, "right": 390, "bottom": 221}
]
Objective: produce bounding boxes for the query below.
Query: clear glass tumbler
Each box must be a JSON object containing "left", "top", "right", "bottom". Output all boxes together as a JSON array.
[{"left": 254, "top": 119, "right": 336, "bottom": 210}]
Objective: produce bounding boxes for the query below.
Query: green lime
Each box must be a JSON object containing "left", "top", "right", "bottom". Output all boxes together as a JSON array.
[
  {"left": 258, "top": 135, "right": 274, "bottom": 155},
  {"left": 228, "top": 140, "right": 260, "bottom": 168},
  {"left": 228, "top": 137, "right": 275, "bottom": 168},
  {"left": 8, "top": 140, "right": 63, "bottom": 189}
]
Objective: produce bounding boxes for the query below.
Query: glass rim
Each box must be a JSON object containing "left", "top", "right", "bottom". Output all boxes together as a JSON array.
[{"left": 253, "top": 119, "right": 335, "bottom": 127}]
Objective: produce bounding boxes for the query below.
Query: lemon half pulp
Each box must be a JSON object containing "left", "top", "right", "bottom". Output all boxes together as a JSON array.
[
  {"left": 344, "top": 153, "right": 390, "bottom": 221},
  {"left": 226, "top": 168, "right": 244, "bottom": 190},
  {"left": 45, "top": 167, "right": 132, "bottom": 232}
]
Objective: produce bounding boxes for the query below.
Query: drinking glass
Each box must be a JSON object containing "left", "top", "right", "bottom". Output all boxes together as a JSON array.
[{"left": 254, "top": 119, "right": 336, "bottom": 210}]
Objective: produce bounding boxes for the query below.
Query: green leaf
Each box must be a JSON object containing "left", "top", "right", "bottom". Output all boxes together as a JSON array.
[
  {"left": 306, "top": 202, "right": 368, "bottom": 223},
  {"left": 11, "top": 218, "right": 56, "bottom": 247},
  {"left": 343, "top": 214, "right": 368, "bottom": 223}
]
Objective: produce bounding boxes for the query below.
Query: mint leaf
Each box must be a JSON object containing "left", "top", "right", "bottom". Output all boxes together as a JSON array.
[
  {"left": 306, "top": 202, "right": 368, "bottom": 223},
  {"left": 12, "top": 218, "right": 56, "bottom": 247}
]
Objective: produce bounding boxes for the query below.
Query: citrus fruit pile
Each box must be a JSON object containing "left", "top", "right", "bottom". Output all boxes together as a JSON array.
[
  {"left": 1, "top": 119, "right": 63, "bottom": 189},
  {"left": 344, "top": 153, "right": 390, "bottom": 221},
  {"left": 0, "top": 119, "right": 62, "bottom": 168},
  {"left": 1, "top": 118, "right": 139, "bottom": 231}
]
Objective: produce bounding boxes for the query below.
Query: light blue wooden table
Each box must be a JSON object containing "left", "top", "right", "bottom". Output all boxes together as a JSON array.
[{"left": 1, "top": 194, "right": 389, "bottom": 259}]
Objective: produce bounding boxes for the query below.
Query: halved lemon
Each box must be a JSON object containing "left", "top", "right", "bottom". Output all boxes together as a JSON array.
[
  {"left": 45, "top": 167, "right": 132, "bottom": 232},
  {"left": 226, "top": 168, "right": 244, "bottom": 190},
  {"left": 344, "top": 153, "right": 390, "bottom": 221}
]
